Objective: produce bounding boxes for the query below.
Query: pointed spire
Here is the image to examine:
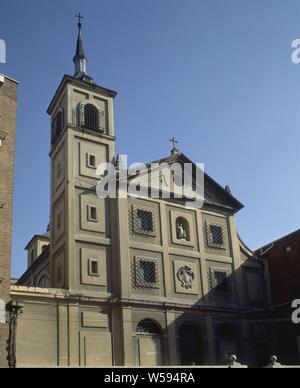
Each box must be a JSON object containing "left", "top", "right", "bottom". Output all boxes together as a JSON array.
[{"left": 73, "top": 13, "right": 93, "bottom": 82}]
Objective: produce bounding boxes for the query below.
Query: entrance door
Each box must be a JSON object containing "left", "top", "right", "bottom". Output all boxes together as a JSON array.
[{"left": 179, "top": 323, "right": 203, "bottom": 365}]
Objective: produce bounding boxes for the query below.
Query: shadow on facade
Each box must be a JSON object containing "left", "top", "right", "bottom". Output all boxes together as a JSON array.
[{"left": 132, "top": 256, "right": 273, "bottom": 368}]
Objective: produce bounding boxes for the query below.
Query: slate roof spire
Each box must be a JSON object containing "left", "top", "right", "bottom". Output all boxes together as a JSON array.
[{"left": 73, "top": 13, "right": 93, "bottom": 82}]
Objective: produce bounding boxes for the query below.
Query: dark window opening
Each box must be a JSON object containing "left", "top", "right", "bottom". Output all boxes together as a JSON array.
[
  {"left": 137, "top": 210, "right": 153, "bottom": 233},
  {"left": 89, "top": 206, "right": 97, "bottom": 221},
  {"left": 136, "top": 319, "right": 161, "bottom": 335},
  {"left": 214, "top": 270, "right": 230, "bottom": 293},
  {"left": 89, "top": 259, "right": 99, "bottom": 276},
  {"left": 139, "top": 261, "right": 156, "bottom": 284},
  {"left": 210, "top": 225, "right": 224, "bottom": 246},
  {"left": 88, "top": 154, "right": 96, "bottom": 168},
  {"left": 84, "top": 104, "right": 99, "bottom": 130}
]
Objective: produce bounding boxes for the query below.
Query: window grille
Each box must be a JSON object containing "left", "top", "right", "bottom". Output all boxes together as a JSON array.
[
  {"left": 205, "top": 222, "right": 226, "bottom": 249},
  {"left": 132, "top": 257, "right": 159, "bottom": 289},
  {"left": 74, "top": 103, "right": 105, "bottom": 132},
  {"left": 208, "top": 268, "right": 230, "bottom": 294},
  {"left": 136, "top": 319, "right": 161, "bottom": 335},
  {"left": 84, "top": 104, "right": 99, "bottom": 130},
  {"left": 131, "top": 206, "right": 157, "bottom": 237}
]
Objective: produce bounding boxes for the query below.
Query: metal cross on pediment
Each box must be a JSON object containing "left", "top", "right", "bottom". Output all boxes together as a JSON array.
[{"left": 169, "top": 137, "right": 178, "bottom": 149}]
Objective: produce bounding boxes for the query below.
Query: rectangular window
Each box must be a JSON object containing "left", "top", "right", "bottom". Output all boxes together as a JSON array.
[
  {"left": 214, "top": 270, "right": 229, "bottom": 293},
  {"left": 209, "top": 268, "right": 231, "bottom": 294},
  {"left": 140, "top": 260, "right": 156, "bottom": 284},
  {"left": 87, "top": 153, "right": 96, "bottom": 169},
  {"left": 88, "top": 205, "right": 98, "bottom": 222},
  {"left": 88, "top": 258, "right": 99, "bottom": 277},
  {"left": 210, "top": 225, "right": 224, "bottom": 246}
]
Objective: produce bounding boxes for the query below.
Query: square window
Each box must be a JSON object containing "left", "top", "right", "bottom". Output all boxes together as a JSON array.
[
  {"left": 88, "top": 258, "right": 100, "bottom": 277},
  {"left": 132, "top": 206, "right": 156, "bottom": 237},
  {"left": 133, "top": 257, "right": 159, "bottom": 289},
  {"left": 88, "top": 205, "right": 98, "bottom": 222},
  {"left": 136, "top": 210, "right": 153, "bottom": 232},
  {"left": 87, "top": 153, "right": 96, "bottom": 169}
]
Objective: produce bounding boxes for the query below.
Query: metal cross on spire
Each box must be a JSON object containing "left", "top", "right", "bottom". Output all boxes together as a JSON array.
[{"left": 75, "top": 13, "right": 84, "bottom": 30}]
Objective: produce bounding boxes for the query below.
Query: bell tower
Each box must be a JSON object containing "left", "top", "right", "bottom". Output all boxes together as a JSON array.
[{"left": 47, "top": 16, "right": 117, "bottom": 293}]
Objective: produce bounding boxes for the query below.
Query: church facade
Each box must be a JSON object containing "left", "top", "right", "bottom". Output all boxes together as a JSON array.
[{"left": 11, "top": 20, "right": 271, "bottom": 368}]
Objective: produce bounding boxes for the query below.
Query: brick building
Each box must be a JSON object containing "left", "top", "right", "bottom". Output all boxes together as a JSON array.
[
  {"left": 0, "top": 74, "right": 18, "bottom": 368},
  {"left": 257, "top": 229, "right": 300, "bottom": 364}
]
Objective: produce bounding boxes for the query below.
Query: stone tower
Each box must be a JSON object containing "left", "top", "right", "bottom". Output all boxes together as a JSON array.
[{"left": 47, "top": 19, "right": 117, "bottom": 292}]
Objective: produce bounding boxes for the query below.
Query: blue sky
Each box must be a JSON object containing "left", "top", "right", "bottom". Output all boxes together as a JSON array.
[{"left": 1, "top": 0, "right": 300, "bottom": 277}]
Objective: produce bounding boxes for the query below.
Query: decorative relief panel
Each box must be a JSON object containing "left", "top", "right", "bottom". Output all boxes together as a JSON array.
[
  {"left": 53, "top": 250, "right": 65, "bottom": 288},
  {"left": 53, "top": 143, "right": 65, "bottom": 191},
  {"left": 53, "top": 195, "right": 65, "bottom": 243},
  {"left": 173, "top": 261, "right": 199, "bottom": 295}
]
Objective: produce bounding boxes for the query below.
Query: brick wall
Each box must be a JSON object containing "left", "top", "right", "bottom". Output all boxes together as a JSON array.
[{"left": 0, "top": 75, "right": 18, "bottom": 368}]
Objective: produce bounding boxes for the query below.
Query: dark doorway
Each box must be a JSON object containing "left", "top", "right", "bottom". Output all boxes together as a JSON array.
[
  {"left": 179, "top": 323, "right": 203, "bottom": 365},
  {"left": 255, "top": 342, "right": 269, "bottom": 368}
]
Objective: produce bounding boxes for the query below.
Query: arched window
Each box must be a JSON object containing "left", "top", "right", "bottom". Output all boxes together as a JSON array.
[
  {"left": 37, "top": 275, "right": 49, "bottom": 288},
  {"left": 136, "top": 319, "right": 162, "bottom": 336},
  {"left": 135, "top": 319, "right": 164, "bottom": 366},
  {"left": 84, "top": 104, "right": 99, "bottom": 130},
  {"left": 176, "top": 217, "right": 190, "bottom": 241}
]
